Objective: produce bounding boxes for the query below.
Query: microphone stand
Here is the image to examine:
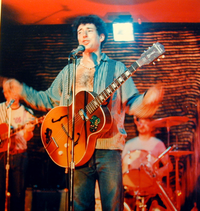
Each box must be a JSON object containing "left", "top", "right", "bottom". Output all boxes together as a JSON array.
[
  {"left": 68, "top": 55, "right": 77, "bottom": 211},
  {"left": 66, "top": 46, "right": 85, "bottom": 211},
  {"left": 5, "top": 106, "right": 12, "bottom": 211}
]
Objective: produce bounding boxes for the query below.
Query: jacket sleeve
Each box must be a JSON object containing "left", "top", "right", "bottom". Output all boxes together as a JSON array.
[
  {"left": 21, "top": 67, "right": 66, "bottom": 111},
  {"left": 115, "top": 61, "right": 145, "bottom": 115}
]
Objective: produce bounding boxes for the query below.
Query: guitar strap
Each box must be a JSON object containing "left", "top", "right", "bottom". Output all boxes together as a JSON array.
[
  {"left": 106, "top": 59, "right": 117, "bottom": 86},
  {"left": 105, "top": 59, "right": 117, "bottom": 105}
]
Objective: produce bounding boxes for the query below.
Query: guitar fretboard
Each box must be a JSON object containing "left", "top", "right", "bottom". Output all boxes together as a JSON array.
[
  {"left": 0, "top": 116, "right": 44, "bottom": 141},
  {"left": 86, "top": 62, "right": 139, "bottom": 114},
  {"left": 84, "top": 42, "right": 165, "bottom": 115}
]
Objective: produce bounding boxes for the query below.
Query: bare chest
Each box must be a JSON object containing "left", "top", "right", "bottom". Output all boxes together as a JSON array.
[{"left": 75, "top": 65, "right": 96, "bottom": 94}]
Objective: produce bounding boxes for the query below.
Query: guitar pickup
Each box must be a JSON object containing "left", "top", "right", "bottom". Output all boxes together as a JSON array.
[
  {"left": 78, "top": 109, "right": 89, "bottom": 121},
  {"left": 45, "top": 137, "right": 59, "bottom": 155}
]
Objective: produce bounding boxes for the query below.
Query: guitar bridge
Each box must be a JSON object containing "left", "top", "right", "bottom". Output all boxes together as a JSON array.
[{"left": 79, "top": 109, "right": 89, "bottom": 121}]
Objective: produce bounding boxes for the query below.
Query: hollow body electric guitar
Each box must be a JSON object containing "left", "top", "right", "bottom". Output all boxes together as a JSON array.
[
  {"left": 0, "top": 116, "right": 45, "bottom": 153},
  {"left": 41, "top": 42, "right": 165, "bottom": 168}
]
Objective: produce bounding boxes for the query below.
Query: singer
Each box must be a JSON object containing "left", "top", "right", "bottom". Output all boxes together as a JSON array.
[
  {"left": 0, "top": 79, "right": 36, "bottom": 211},
  {"left": 7, "top": 15, "right": 163, "bottom": 211}
]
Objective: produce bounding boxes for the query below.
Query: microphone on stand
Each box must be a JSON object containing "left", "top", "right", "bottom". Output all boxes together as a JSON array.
[
  {"left": 7, "top": 99, "right": 15, "bottom": 109},
  {"left": 70, "top": 45, "right": 85, "bottom": 58},
  {"left": 5, "top": 98, "right": 15, "bottom": 210},
  {"left": 67, "top": 44, "right": 85, "bottom": 211}
]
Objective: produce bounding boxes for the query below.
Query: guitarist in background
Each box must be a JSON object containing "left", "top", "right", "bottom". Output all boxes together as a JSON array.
[
  {"left": 7, "top": 15, "right": 163, "bottom": 211},
  {"left": 0, "top": 79, "right": 35, "bottom": 211}
]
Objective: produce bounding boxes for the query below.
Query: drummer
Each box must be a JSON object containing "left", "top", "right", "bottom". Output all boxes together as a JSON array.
[
  {"left": 122, "top": 116, "right": 173, "bottom": 210},
  {"left": 122, "top": 116, "right": 173, "bottom": 179}
]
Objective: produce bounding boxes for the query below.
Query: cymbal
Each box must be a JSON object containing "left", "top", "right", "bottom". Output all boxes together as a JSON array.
[
  {"left": 169, "top": 150, "right": 194, "bottom": 156},
  {"left": 150, "top": 116, "right": 189, "bottom": 128}
]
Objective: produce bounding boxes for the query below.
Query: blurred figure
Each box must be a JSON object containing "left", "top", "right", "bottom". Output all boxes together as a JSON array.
[
  {"left": 122, "top": 116, "right": 173, "bottom": 210},
  {"left": 122, "top": 116, "right": 173, "bottom": 179},
  {"left": 191, "top": 202, "right": 198, "bottom": 211},
  {"left": 0, "top": 79, "right": 35, "bottom": 211}
]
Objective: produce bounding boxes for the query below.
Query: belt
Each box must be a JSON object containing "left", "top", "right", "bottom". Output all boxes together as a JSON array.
[{"left": 10, "top": 149, "right": 26, "bottom": 155}]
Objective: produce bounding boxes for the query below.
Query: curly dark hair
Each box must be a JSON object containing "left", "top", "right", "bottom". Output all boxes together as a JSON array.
[{"left": 72, "top": 15, "right": 108, "bottom": 47}]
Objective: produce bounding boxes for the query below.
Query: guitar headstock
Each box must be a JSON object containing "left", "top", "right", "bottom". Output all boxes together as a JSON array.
[
  {"left": 137, "top": 42, "right": 165, "bottom": 67},
  {"left": 152, "top": 54, "right": 165, "bottom": 65}
]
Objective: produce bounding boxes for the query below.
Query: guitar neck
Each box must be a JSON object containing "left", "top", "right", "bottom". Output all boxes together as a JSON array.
[
  {"left": 12, "top": 125, "right": 26, "bottom": 136},
  {"left": 11, "top": 117, "right": 42, "bottom": 135},
  {"left": 86, "top": 62, "right": 139, "bottom": 114},
  {"left": 86, "top": 42, "right": 165, "bottom": 114},
  {"left": 0, "top": 116, "right": 44, "bottom": 140}
]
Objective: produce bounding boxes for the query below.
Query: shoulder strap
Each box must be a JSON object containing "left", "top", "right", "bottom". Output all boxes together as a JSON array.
[
  {"left": 105, "top": 59, "right": 117, "bottom": 105},
  {"left": 24, "top": 105, "right": 34, "bottom": 115},
  {"left": 106, "top": 59, "right": 117, "bottom": 87}
]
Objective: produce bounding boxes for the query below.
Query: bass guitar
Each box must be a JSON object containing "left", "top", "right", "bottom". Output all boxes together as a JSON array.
[
  {"left": 41, "top": 42, "right": 165, "bottom": 168},
  {"left": 0, "top": 116, "right": 45, "bottom": 152}
]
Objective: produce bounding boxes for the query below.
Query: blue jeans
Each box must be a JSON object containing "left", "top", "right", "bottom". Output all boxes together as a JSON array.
[
  {"left": 0, "top": 152, "right": 28, "bottom": 211},
  {"left": 74, "top": 149, "right": 124, "bottom": 211}
]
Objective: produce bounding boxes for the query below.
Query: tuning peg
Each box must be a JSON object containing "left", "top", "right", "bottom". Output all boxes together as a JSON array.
[{"left": 157, "top": 58, "right": 160, "bottom": 61}]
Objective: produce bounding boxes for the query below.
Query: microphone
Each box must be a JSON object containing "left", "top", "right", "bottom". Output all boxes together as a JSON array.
[
  {"left": 70, "top": 45, "right": 85, "bottom": 58},
  {"left": 7, "top": 99, "right": 15, "bottom": 109}
]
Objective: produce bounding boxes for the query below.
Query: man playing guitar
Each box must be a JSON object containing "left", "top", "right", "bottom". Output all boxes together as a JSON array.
[
  {"left": 0, "top": 79, "right": 35, "bottom": 211},
  {"left": 7, "top": 15, "right": 164, "bottom": 211}
]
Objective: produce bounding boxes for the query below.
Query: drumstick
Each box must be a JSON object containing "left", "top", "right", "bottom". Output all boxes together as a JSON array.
[{"left": 152, "top": 145, "right": 175, "bottom": 168}]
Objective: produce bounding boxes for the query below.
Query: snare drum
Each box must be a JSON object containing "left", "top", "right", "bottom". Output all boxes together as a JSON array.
[{"left": 122, "top": 150, "right": 157, "bottom": 196}]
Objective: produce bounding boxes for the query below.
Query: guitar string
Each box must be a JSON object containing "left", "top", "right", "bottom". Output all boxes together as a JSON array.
[
  {"left": 43, "top": 44, "right": 164, "bottom": 163},
  {"left": 1, "top": 116, "right": 45, "bottom": 140},
  {"left": 45, "top": 111, "right": 83, "bottom": 151},
  {"left": 44, "top": 72, "right": 129, "bottom": 149}
]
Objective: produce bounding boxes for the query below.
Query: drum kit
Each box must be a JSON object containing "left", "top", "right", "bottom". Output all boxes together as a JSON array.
[{"left": 122, "top": 116, "right": 193, "bottom": 211}]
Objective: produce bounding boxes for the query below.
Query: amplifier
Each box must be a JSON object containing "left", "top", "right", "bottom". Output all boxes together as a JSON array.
[{"left": 25, "top": 188, "right": 68, "bottom": 211}]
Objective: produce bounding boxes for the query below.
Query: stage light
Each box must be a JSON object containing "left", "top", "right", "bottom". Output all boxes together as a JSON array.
[{"left": 112, "top": 15, "right": 134, "bottom": 42}]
